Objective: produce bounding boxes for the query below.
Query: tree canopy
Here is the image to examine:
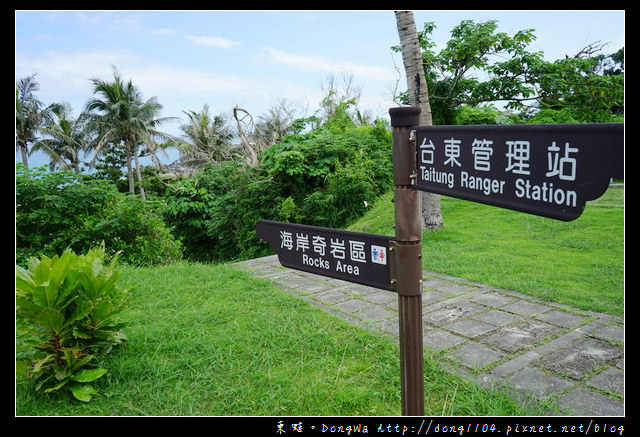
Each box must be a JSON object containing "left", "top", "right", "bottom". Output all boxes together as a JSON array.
[{"left": 393, "top": 19, "right": 624, "bottom": 124}]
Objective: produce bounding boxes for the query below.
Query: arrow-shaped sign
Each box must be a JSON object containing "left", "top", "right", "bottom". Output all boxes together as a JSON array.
[{"left": 256, "top": 220, "right": 395, "bottom": 291}]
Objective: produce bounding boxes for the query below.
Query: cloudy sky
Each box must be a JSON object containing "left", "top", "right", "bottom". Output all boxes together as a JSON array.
[{"left": 15, "top": 10, "right": 625, "bottom": 166}]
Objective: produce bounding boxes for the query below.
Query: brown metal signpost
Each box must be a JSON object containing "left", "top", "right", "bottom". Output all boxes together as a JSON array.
[
  {"left": 389, "top": 107, "right": 424, "bottom": 416},
  {"left": 256, "top": 106, "right": 623, "bottom": 418}
]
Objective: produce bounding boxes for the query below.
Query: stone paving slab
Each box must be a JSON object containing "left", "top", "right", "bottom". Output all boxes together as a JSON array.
[
  {"left": 507, "top": 367, "right": 574, "bottom": 398},
  {"left": 538, "top": 337, "right": 624, "bottom": 380},
  {"left": 234, "top": 255, "right": 624, "bottom": 416},
  {"left": 483, "top": 320, "right": 562, "bottom": 353},
  {"left": 451, "top": 342, "right": 505, "bottom": 369}
]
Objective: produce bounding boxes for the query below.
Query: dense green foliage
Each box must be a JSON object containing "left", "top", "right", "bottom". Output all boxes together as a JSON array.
[
  {"left": 455, "top": 104, "right": 522, "bottom": 125},
  {"left": 16, "top": 164, "right": 183, "bottom": 266},
  {"left": 16, "top": 120, "right": 392, "bottom": 265},
  {"left": 161, "top": 121, "right": 393, "bottom": 262},
  {"left": 16, "top": 246, "right": 129, "bottom": 401}
]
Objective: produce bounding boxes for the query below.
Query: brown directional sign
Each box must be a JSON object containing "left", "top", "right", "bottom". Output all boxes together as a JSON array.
[
  {"left": 256, "top": 220, "right": 395, "bottom": 291},
  {"left": 414, "top": 123, "right": 624, "bottom": 221}
]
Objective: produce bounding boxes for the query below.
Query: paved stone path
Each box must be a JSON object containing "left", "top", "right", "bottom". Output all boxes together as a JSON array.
[{"left": 235, "top": 255, "right": 624, "bottom": 416}]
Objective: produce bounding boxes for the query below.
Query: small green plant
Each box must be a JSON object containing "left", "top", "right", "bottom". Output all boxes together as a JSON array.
[{"left": 16, "top": 245, "right": 129, "bottom": 401}]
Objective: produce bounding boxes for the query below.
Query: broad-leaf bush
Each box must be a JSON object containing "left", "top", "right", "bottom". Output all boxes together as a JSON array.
[
  {"left": 16, "top": 245, "right": 129, "bottom": 401},
  {"left": 16, "top": 164, "right": 182, "bottom": 266}
]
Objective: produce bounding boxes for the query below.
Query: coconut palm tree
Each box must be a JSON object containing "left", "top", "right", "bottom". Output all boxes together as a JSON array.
[
  {"left": 178, "top": 104, "right": 235, "bottom": 167},
  {"left": 31, "top": 103, "right": 93, "bottom": 173},
  {"left": 15, "top": 74, "right": 61, "bottom": 169},
  {"left": 86, "top": 68, "right": 175, "bottom": 199}
]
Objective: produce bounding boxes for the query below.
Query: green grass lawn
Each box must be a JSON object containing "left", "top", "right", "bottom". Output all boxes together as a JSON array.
[
  {"left": 15, "top": 187, "right": 621, "bottom": 416},
  {"left": 349, "top": 186, "right": 624, "bottom": 316},
  {"left": 16, "top": 262, "right": 544, "bottom": 416}
]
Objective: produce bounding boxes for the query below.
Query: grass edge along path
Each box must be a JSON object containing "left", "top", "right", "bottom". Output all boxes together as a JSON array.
[
  {"left": 16, "top": 262, "right": 543, "bottom": 416},
  {"left": 348, "top": 186, "right": 624, "bottom": 317}
]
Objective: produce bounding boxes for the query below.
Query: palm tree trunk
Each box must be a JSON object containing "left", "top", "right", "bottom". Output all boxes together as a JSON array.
[
  {"left": 18, "top": 141, "right": 29, "bottom": 169},
  {"left": 133, "top": 144, "right": 146, "bottom": 200},
  {"left": 395, "top": 10, "right": 443, "bottom": 230},
  {"left": 395, "top": 11, "right": 433, "bottom": 126},
  {"left": 124, "top": 142, "right": 135, "bottom": 195}
]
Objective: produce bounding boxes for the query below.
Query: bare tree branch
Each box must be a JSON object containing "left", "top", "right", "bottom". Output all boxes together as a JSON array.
[{"left": 233, "top": 106, "right": 259, "bottom": 167}]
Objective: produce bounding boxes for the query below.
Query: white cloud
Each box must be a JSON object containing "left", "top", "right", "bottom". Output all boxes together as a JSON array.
[
  {"left": 128, "top": 64, "right": 252, "bottom": 98},
  {"left": 150, "top": 27, "right": 176, "bottom": 36},
  {"left": 257, "top": 47, "right": 394, "bottom": 82},
  {"left": 127, "top": 63, "right": 318, "bottom": 110},
  {"left": 185, "top": 35, "right": 240, "bottom": 49}
]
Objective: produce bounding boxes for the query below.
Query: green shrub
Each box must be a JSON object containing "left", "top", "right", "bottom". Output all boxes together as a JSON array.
[
  {"left": 16, "top": 164, "right": 183, "bottom": 266},
  {"left": 81, "top": 196, "right": 184, "bottom": 265},
  {"left": 16, "top": 245, "right": 129, "bottom": 401}
]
